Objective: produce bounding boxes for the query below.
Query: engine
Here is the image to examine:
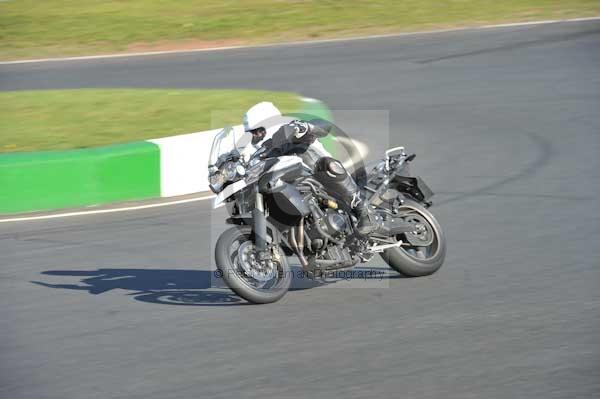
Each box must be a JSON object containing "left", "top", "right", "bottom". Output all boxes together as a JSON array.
[
  {"left": 305, "top": 201, "right": 353, "bottom": 252},
  {"left": 321, "top": 209, "right": 350, "bottom": 237}
]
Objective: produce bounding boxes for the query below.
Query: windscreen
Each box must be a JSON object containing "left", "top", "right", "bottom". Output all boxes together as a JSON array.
[{"left": 208, "top": 126, "right": 249, "bottom": 167}]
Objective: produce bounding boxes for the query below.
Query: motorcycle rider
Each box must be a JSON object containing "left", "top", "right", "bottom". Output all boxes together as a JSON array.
[{"left": 241, "top": 102, "right": 376, "bottom": 235}]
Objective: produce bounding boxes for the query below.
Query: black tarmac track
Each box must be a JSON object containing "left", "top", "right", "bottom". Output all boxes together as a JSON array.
[{"left": 1, "top": 20, "right": 599, "bottom": 399}]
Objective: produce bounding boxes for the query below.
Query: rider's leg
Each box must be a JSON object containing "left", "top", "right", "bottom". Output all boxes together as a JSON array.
[{"left": 313, "top": 157, "right": 377, "bottom": 235}]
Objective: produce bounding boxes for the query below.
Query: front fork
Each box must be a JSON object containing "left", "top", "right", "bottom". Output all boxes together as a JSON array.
[
  {"left": 252, "top": 191, "right": 284, "bottom": 265},
  {"left": 252, "top": 192, "right": 267, "bottom": 252}
]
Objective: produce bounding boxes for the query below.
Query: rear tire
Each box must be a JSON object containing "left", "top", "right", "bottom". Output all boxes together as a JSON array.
[
  {"left": 215, "top": 226, "right": 291, "bottom": 304},
  {"left": 380, "top": 200, "right": 446, "bottom": 277}
]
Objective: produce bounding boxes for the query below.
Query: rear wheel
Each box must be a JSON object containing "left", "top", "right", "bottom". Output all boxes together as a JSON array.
[
  {"left": 215, "top": 226, "right": 291, "bottom": 304},
  {"left": 380, "top": 200, "right": 446, "bottom": 277}
]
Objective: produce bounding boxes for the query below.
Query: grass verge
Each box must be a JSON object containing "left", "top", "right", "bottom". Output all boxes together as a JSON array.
[
  {"left": 0, "top": 89, "right": 302, "bottom": 153},
  {"left": 1, "top": 1, "right": 599, "bottom": 60}
]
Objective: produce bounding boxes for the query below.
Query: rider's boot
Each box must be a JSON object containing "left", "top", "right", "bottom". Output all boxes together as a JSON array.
[{"left": 353, "top": 196, "right": 378, "bottom": 236}]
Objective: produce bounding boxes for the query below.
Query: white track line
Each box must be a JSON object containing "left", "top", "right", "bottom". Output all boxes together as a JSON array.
[
  {"left": 482, "top": 16, "right": 600, "bottom": 28},
  {"left": 0, "top": 194, "right": 215, "bottom": 223},
  {"left": 1, "top": 17, "right": 598, "bottom": 65}
]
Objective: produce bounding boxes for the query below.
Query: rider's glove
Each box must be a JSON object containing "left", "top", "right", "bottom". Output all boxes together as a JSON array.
[{"left": 290, "top": 121, "right": 310, "bottom": 139}]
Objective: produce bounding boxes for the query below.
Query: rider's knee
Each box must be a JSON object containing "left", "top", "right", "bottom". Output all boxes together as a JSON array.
[{"left": 315, "top": 157, "right": 347, "bottom": 181}]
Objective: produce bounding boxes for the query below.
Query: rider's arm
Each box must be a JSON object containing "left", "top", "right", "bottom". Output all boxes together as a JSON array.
[
  {"left": 290, "top": 119, "right": 332, "bottom": 142},
  {"left": 261, "top": 119, "right": 334, "bottom": 158}
]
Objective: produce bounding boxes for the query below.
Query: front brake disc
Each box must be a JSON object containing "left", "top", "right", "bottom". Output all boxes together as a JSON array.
[{"left": 238, "top": 241, "right": 277, "bottom": 282}]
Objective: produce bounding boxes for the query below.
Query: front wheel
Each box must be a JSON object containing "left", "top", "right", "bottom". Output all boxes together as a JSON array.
[
  {"left": 215, "top": 226, "right": 291, "bottom": 304},
  {"left": 380, "top": 200, "right": 446, "bottom": 277}
]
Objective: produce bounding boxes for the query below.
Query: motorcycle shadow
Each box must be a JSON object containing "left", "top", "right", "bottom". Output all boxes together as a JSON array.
[
  {"left": 32, "top": 265, "right": 403, "bottom": 306},
  {"left": 289, "top": 265, "right": 407, "bottom": 291},
  {"left": 32, "top": 268, "right": 244, "bottom": 306}
]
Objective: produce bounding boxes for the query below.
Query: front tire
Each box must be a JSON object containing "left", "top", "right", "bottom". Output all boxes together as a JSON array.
[
  {"left": 215, "top": 226, "right": 291, "bottom": 304},
  {"left": 380, "top": 200, "right": 446, "bottom": 277}
]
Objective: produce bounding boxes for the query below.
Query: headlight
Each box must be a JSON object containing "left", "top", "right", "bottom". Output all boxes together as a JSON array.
[
  {"left": 209, "top": 171, "right": 227, "bottom": 193},
  {"left": 209, "top": 161, "right": 243, "bottom": 193},
  {"left": 223, "top": 162, "right": 237, "bottom": 180}
]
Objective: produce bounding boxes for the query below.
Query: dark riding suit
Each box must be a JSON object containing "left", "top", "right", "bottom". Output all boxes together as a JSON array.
[{"left": 265, "top": 119, "right": 375, "bottom": 234}]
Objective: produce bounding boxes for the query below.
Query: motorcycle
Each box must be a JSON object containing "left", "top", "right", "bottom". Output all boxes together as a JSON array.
[{"left": 209, "top": 124, "right": 446, "bottom": 303}]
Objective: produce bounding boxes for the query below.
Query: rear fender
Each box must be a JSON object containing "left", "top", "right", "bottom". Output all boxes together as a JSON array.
[{"left": 390, "top": 175, "right": 434, "bottom": 203}]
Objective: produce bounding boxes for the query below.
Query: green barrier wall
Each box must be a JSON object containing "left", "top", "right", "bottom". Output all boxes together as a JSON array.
[
  {"left": 0, "top": 141, "right": 160, "bottom": 214},
  {"left": 0, "top": 97, "right": 332, "bottom": 215}
]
